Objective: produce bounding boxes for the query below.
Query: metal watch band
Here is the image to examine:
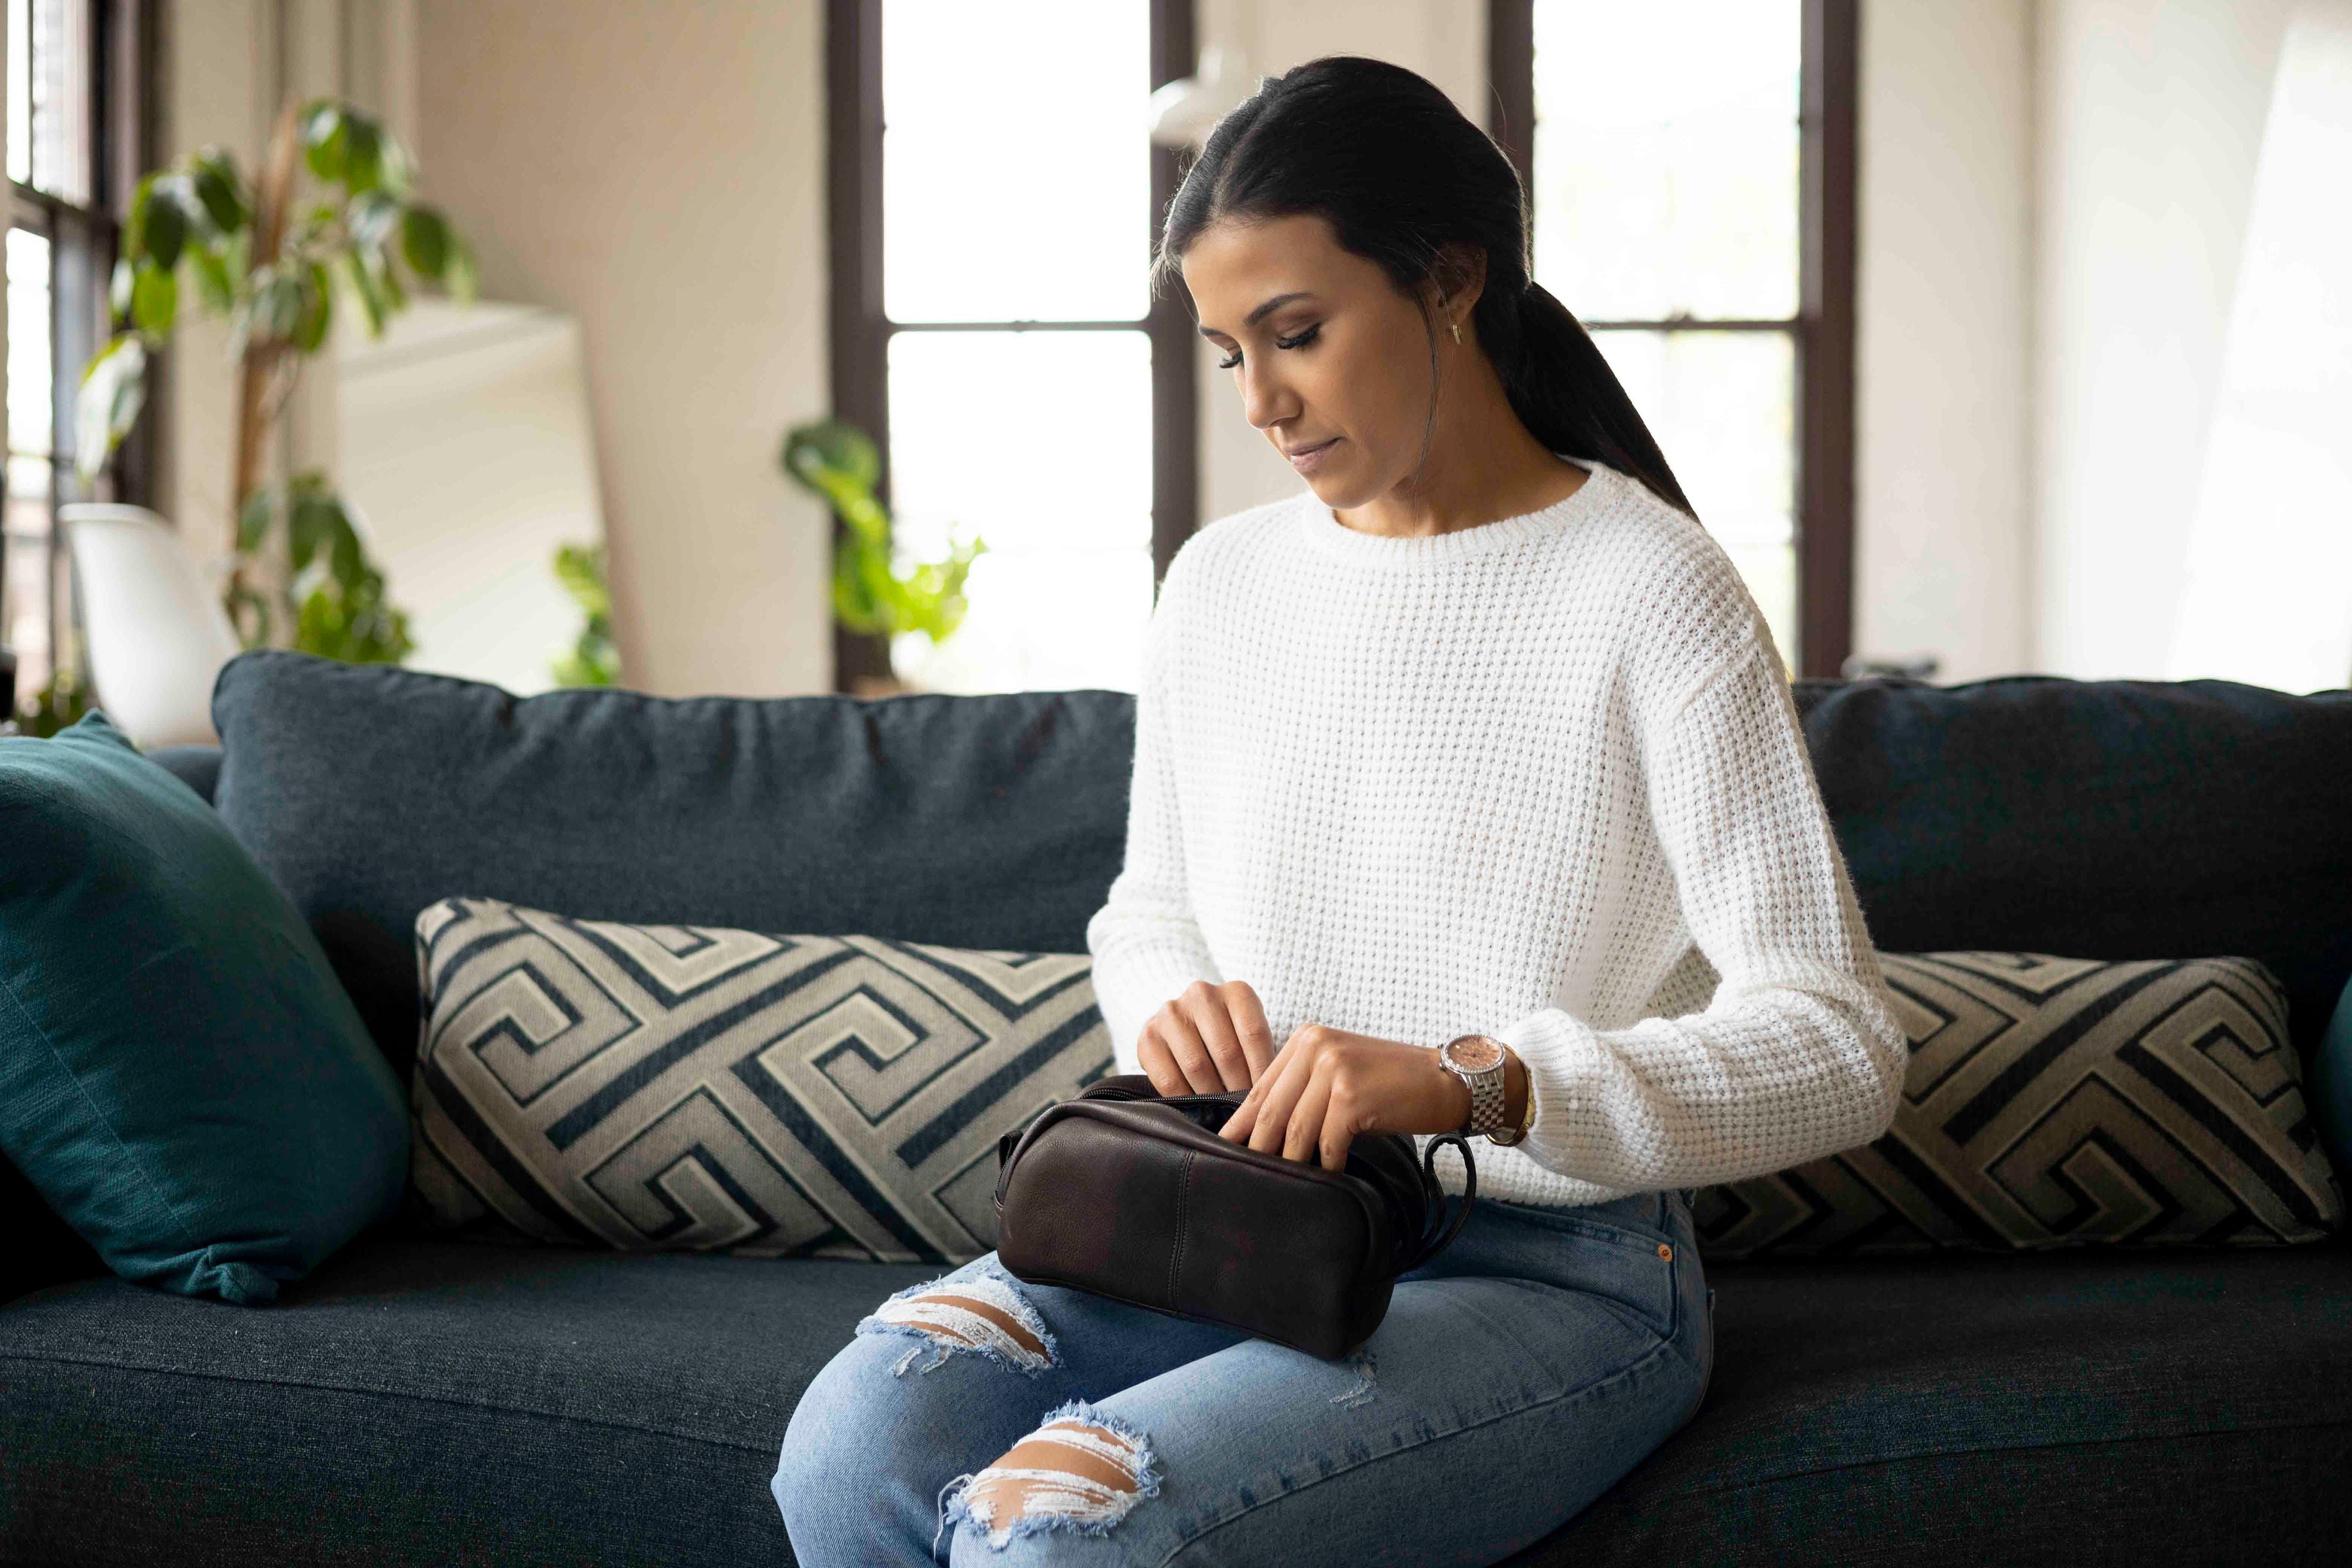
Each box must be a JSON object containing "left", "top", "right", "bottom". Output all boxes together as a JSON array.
[
  {"left": 1439, "top": 1034, "right": 1510, "bottom": 1138},
  {"left": 1486, "top": 1071, "right": 1532, "bottom": 1147}
]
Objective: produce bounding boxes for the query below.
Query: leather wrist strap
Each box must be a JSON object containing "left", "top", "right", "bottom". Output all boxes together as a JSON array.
[{"left": 1486, "top": 1047, "right": 1533, "bottom": 1147}]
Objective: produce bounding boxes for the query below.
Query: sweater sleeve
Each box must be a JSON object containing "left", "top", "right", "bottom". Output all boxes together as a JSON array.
[
  {"left": 1085, "top": 569, "right": 1223, "bottom": 1075},
  {"left": 1494, "top": 630, "right": 1910, "bottom": 1190}
]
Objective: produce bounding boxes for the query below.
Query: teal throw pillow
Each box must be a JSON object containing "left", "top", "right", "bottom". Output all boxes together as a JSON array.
[{"left": 0, "top": 711, "right": 408, "bottom": 1304}]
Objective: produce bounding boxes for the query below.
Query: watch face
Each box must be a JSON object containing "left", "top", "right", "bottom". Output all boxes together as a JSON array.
[{"left": 1446, "top": 1035, "right": 1503, "bottom": 1072}]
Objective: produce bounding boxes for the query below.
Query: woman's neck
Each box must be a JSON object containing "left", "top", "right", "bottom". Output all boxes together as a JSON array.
[{"left": 1331, "top": 356, "right": 1588, "bottom": 538}]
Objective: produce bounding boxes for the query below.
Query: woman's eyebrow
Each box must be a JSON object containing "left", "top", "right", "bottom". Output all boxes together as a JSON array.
[{"left": 1196, "top": 291, "right": 1316, "bottom": 339}]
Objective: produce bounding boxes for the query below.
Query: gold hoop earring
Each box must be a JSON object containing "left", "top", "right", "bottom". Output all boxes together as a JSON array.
[{"left": 1449, "top": 319, "right": 1463, "bottom": 345}]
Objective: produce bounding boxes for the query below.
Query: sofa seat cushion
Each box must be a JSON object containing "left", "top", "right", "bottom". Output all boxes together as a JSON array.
[
  {"left": 0, "top": 1235, "right": 934, "bottom": 1565},
  {"left": 6, "top": 1235, "right": 2349, "bottom": 1565},
  {"left": 1531, "top": 1244, "right": 2352, "bottom": 1566}
]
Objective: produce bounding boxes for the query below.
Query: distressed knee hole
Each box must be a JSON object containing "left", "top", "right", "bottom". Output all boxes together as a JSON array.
[
  {"left": 854, "top": 1266, "right": 1058, "bottom": 1377},
  {"left": 938, "top": 1398, "right": 1160, "bottom": 1552}
]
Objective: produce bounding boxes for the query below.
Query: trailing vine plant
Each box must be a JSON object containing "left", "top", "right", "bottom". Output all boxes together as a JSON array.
[
  {"left": 550, "top": 540, "right": 620, "bottom": 688},
  {"left": 779, "top": 418, "right": 983, "bottom": 678}
]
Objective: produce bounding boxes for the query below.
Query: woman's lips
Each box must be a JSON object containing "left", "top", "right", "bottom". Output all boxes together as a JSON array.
[{"left": 1286, "top": 436, "right": 1341, "bottom": 474}]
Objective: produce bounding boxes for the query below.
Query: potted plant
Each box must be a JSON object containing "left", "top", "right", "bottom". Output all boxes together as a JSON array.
[
  {"left": 780, "top": 419, "right": 984, "bottom": 694},
  {"left": 75, "top": 95, "right": 478, "bottom": 664}
]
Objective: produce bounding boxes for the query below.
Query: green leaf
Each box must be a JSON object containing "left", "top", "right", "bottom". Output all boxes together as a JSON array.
[
  {"left": 553, "top": 542, "right": 613, "bottom": 619},
  {"left": 190, "top": 247, "right": 236, "bottom": 313},
  {"left": 224, "top": 581, "right": 272, "bottom": 649},
  {"left": 288, "top": 486, "right": 336, "bottom": 572},
  {"left": 376, "top": 129, "right": 419, "bottom": 198},
  {"left": 110, "top": 256, "right": 135, "bottom": 319},
  {"left": 293, "top": 262, "right": 333, "bottom": 352},
  {"left": 348, "top": 190, "right": 402, "bottom": 250},
  {"left": 237, "top": 486, "right": 275, "bottom": 554},
  {"left": 376, "top": 248, "right": 407, "bottom": 313},
  {"left": 240, "top": 266, "right": 305, "bottom": 345},
  {"left": 303, "top": 103, "right": 347, "bottom": 182},
  {"left": 131, "top": 263, "right": 177, "bottom": 335},
  {"left": 122, "top": 172, "right": 155, "bottom": 261},
  {"left": 785, "top": 416, "right": 983, "bottom": 651},
  {"left": 191, "top": 147, "right": 250, "bottom": 232},
  {"left": 445, "top": 241, "right": 480, "bottom": 304},
  {"left": 343, "top": 251, "right": 386, "bottom": 335},
  {"left": 781, "top": 419, "right": 883, "bottom": 491},
  {"left": 142, "top": 191, "right": 186, "bottom": 272},
  {"left": 73, "top": 334, "right": 146, "bottom": 482},
  {"left": 340, "top": 115, "right": 383, "bottom": 194},
  {"left": 328, "top": 508, "right": 365, "bottom": 585},
  {"left": 400, "top": 204, "right": 449, "bottom": 278}
]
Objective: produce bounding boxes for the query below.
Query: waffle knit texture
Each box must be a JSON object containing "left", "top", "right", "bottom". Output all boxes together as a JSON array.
[{"left": 1084, "top": 457, "right": 1910, "bottom": 1207}]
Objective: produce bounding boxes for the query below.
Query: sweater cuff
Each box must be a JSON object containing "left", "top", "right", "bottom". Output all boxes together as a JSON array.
[{"left": 1492, "top": 1008, "right": 1607, "bottom": 1179}]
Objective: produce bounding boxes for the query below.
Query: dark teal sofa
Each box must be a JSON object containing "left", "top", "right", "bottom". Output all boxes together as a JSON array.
[{"left": 4, "top": 649, "right": 2347, "bottom": 1565}]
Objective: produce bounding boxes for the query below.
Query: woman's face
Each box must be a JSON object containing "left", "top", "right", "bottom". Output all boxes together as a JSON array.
[{"left": 1181, "top": 212, "right": 1455, "bottom": 510}]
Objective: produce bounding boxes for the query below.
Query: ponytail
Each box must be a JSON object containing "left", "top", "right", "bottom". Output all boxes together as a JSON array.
[
  {"left": 1157, "top": 54, "right": 1699, "bottom": 523},
  {"left": 1488, "top": 281, "right": 1695, "bottom": 519}
]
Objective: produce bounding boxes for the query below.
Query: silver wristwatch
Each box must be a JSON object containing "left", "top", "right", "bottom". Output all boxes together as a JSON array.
[{"left": 1439, "top": 1034, "right": 1527, "bottom": 1146}]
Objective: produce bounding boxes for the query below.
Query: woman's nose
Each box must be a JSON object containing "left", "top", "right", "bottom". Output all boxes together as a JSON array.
[{"left": 1239, "top": 359, "right": 1297, "bottom": 432}]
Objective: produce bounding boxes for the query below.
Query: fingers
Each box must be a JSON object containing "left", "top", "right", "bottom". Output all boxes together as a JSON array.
[
  {"left": 1146, "top": 981, "right": 1277, "bottom": 1096},
  {"left": 1181, "top": 983, "right": 1253, "bottom": 1092},
  {"left": 1133, "top": 1030, "right": 1191, "bottom": 1098},
  {"left": 1245, "top": 1031, "right": 1316, "bottom": 1160},
  {"left": 1284, "top": 1055, "right": 1338, "bottom": 1168},
  {"left": 1220, "top": 983, "right": 1279, "bottom": 1085},
  {"left": 1213, "top": 1025, "right": 1360, "bottom": 1170},
  {"left": 1215, "top": 1026, "right": 1291, "bottom": 1143},
  {"left": 1141, "top": 989, "right": 1218, "bottom": 1094}
]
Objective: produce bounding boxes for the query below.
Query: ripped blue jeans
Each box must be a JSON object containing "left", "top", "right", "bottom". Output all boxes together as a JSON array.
[{"left": 772, "top": 1187, "right": 1712, "bottom": 1567}]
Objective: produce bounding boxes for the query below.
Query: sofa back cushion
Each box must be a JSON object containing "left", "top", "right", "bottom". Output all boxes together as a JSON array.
[
  {"left": 1791, "top": 675, "right": 2352, "bottom": 1063},
  {"left": 214, "top": 651, "right": 2352, "bottom": 1084},
  {"left": 212, "top": 651, "right": 1135, "bottom": 1083}
]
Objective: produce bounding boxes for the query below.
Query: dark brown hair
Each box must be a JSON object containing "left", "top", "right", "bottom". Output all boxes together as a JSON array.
[{"left": 1156, "top": 54, "right": 1696, "bottom": 519}]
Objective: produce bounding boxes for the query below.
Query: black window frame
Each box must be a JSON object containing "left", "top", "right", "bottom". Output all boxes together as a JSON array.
[
  {"left": 824, "top": 0, "right": 1198, "bottom": 693},
  {"left": 1488, "top": 0, "right": 1857, "bottom": 678},
  {"left": 3, "top": 0, "right": 156, "bottom": 710}
]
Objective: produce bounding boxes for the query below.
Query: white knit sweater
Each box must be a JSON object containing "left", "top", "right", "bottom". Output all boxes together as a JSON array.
[{"left": 1083, "top": 457, "right": 1910, "bottom": 1209}]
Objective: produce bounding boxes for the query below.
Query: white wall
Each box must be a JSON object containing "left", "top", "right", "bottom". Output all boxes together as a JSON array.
[
  {"left": 2033, "top": 0, "right": 2298, "bottom": 679},
  {"left": 155, "top": 0, "right": 274, "bottom": 578},
  {"left": 410, "top": 0, "right": 831, "bottom": 697},
  {"left": 1852, "top": 0, "right": 2036, "bottom": 683}
]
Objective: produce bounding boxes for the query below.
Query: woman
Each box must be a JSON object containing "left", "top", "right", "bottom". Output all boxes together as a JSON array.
[{"left": 775, "top": 54, "right": 1907, "bottom": 1567}]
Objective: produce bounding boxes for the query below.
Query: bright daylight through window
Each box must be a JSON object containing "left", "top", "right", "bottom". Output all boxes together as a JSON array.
[
  {"left": 1531, "top": 0, "right": 1802, "bottom": 670},
  {"left": 879, "top": 0, "right": 1154, "bottom": 694}
]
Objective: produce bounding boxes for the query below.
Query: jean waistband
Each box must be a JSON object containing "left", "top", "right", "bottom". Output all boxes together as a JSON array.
[{"left": 1477, "top": 1186, "right": 1693, "bottom": 1235}]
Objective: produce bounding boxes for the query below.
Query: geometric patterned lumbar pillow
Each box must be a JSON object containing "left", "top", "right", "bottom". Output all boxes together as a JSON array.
[
  {"left": 1694, "top": 952, "right": 2344, "bottom": 1258},
  {"left": 407, "top": 896, "right": 1115, "bottom": 1264}
]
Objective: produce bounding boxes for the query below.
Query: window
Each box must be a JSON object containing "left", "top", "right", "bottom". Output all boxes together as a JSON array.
[
  {"left": 1490, "top": 0, "right": 1856, "bottom": 678},
  {"left": 4, "top": 0, "right": 150, "bottom": 714},
  {"left": 826, "top": 0, "right": 1196, "bottom": 695}
]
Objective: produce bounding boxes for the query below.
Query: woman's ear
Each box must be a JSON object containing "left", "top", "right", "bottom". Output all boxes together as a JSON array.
[{"left": 1426, "top": 242, "right": 1490, "bottom": 320}]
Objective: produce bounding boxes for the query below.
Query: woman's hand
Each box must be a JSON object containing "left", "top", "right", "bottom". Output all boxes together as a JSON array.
[
  {"left": 1213, "top": 1024, "right": 1475, "bottom": 1172},
  {"left": 1136, "top": 980, "right": 1279, "bottom": 1095}
]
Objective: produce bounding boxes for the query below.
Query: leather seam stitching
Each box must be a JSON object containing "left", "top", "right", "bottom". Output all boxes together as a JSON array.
[{"left": 1168, "top": 1149, "right": 1194, "bottom": 1309}]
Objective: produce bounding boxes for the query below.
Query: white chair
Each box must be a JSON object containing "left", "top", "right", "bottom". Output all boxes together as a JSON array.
[{"left": 59, "top": 503, "right": 242, "bottom": 749}]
